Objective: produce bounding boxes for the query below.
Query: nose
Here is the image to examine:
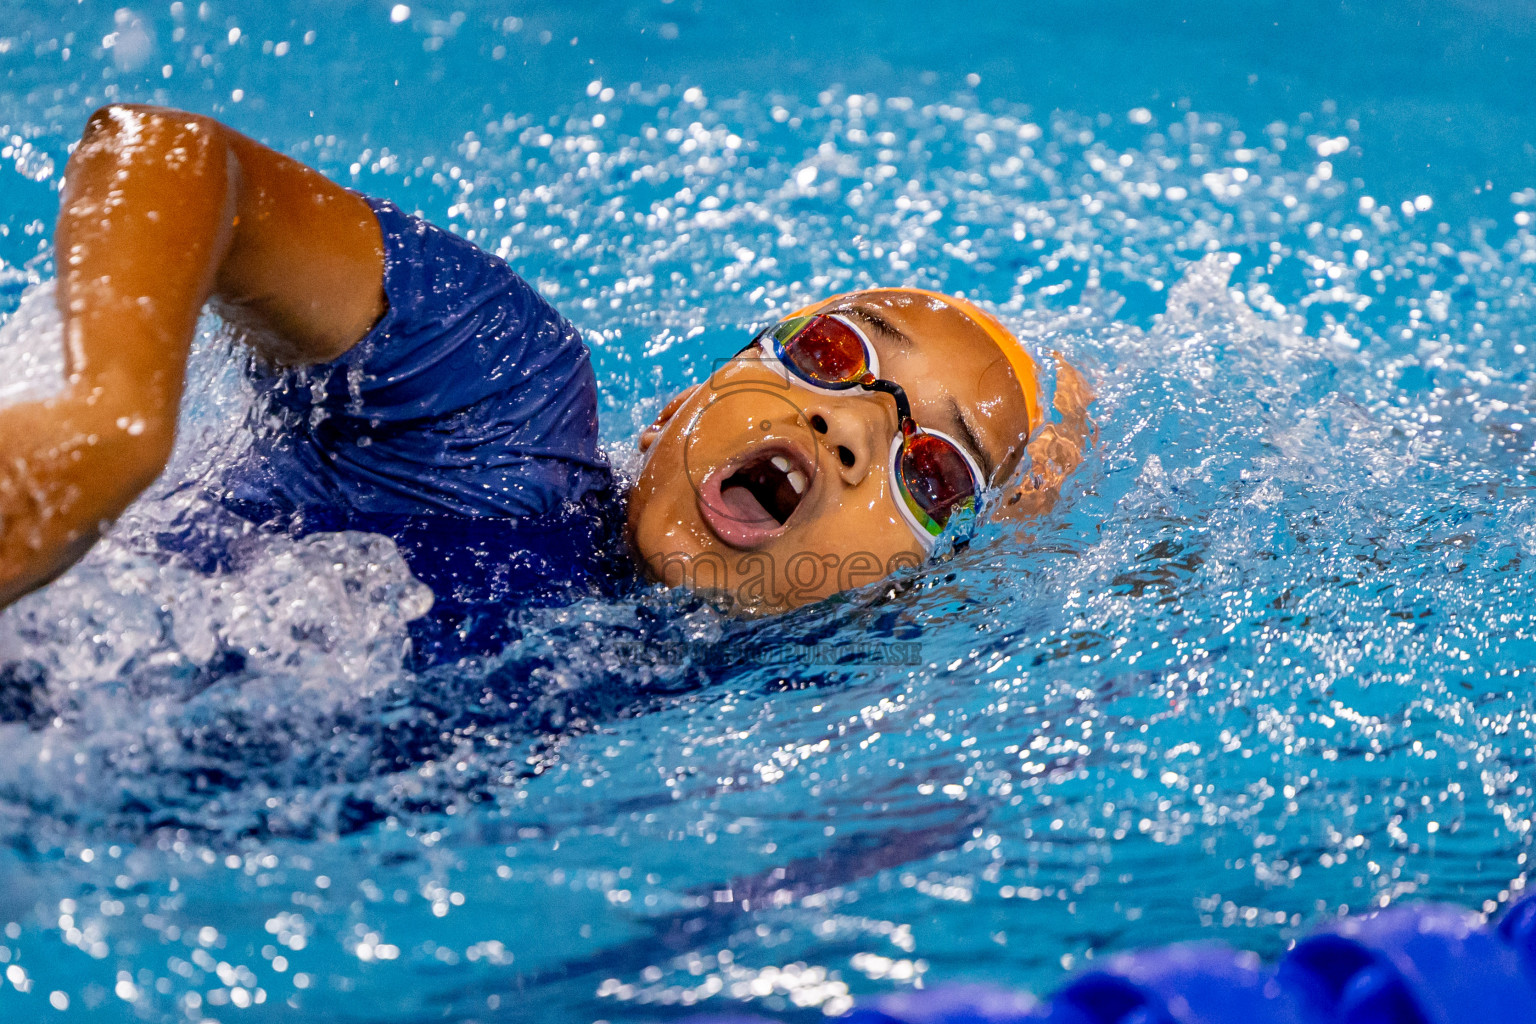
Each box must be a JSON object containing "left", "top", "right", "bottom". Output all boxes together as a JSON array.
[{"left": 800, "top": 390, "right": 897, "bottom": 487}]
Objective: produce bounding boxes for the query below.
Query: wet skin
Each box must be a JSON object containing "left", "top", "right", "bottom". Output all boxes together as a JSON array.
[
  {"left": 0, "top": 104, "right": 385, "bottom": 607},
  {"left": 628, "top": 290, "right": 1095, "bottom": 613},
  {"left": 0, "top": 105, "right": 1093, "bottom": 615}
]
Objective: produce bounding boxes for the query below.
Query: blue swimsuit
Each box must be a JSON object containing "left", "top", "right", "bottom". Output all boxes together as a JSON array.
[{"left": 210, "top": 197, "right": 629, "bottom": 659}]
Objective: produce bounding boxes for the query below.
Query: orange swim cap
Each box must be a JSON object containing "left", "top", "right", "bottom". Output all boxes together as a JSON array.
[{"left": 784, "top": 288, "right": 1043, "bottom": 433}]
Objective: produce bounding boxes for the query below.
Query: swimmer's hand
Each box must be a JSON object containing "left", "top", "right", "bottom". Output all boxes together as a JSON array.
[
  {"left": 994, "top": 352, "right": 1096, "bottom": 521},
  {"left": 0, "top": 105, "right": 387, "bottom": 608}
]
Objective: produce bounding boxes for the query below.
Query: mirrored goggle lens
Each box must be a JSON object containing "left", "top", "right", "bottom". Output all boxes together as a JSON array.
[
  {"left": 900, "top": 433, "right": 979, "bottom": 528},
  {"left": 774, "top": 315, "right": 870, "bottom": 387}
]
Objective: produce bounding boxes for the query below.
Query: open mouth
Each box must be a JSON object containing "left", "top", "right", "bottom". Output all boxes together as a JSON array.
[
  {"left": 722, "top": 452, "right": 809, "bottom": 525},
  {"left": 698, "top": 445, "right": 814, "bottom": 548}
]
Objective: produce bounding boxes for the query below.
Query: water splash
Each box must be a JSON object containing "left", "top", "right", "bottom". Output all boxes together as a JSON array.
[{"left": 0, "top": 64, "right": 1533, "bottom": 1024}]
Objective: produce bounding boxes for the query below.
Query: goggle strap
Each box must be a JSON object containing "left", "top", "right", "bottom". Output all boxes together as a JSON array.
[{"left": 865, "top": 378, "right": 913, "bottom": 423}]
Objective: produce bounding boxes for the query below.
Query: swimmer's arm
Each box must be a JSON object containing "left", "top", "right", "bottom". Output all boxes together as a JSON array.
[
  {"left": 993, "top": 353, "right": 1096, "bottom": 521},
  {"left": 0, "top": 104, "right": 385, "bottom": 608}
]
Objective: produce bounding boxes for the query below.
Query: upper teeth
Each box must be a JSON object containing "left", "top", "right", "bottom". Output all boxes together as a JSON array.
[
  {"left": 786, "top": 469, "right": 807, "bottom": 494},
  {"left": 771, "top": 456, "right": 791, "bottom": 472}
]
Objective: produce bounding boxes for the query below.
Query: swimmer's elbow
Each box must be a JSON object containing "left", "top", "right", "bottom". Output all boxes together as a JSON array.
[
  {"left": 83, "top": 103, "right": 212, "bottom": 138},
  {"left": 76, "top": 105, "right": 231, "bottom": 177}
]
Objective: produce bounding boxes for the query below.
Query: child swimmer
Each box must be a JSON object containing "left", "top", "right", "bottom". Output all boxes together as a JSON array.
[
  {"left": 0, "top": 106, "right": 1093, "bottom": 628},
  {"left": 633, "top": 287, "right": 1095, "bottom": 608}
]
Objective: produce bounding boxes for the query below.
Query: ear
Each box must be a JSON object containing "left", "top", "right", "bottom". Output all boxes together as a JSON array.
[{"left": 638, "top": 383, "right": 702, "bottom": 453}]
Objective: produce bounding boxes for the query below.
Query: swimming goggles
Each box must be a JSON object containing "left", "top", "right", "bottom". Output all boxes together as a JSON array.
[{"left": 753, "top": 312, "right": 985, "bottom": 549}]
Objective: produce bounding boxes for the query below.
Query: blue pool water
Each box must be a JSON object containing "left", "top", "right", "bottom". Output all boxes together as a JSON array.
[{"left": 3, "top": 1, "right": 1536, "bottom": 1020}]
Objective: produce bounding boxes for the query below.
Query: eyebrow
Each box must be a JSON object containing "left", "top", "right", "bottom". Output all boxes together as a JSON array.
[
  {"left": 842, "top": 303, "right": 913, "bottom": 349},
  {"left": 949, "top": 396, "right": 998, "bottom": 483}
]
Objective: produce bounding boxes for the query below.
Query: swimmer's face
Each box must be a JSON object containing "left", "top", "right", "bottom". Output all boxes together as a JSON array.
[{"left": 626, "top": 288, "right": 1034, "bottom": 613}]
